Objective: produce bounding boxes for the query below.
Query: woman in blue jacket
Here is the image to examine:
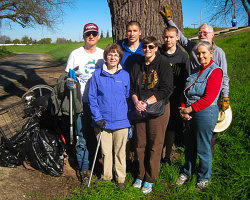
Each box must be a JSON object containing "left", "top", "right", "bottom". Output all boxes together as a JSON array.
[{"left": 89, "top": 43, "right": 130, "bottom": 188}]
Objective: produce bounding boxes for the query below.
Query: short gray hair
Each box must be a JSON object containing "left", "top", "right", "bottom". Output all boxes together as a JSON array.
[
  {"left": 199, "top": 23, "right": 214, "bottom": 33},
  {"left": 193, "top": 41, "right": 214, "bottom": 53}
]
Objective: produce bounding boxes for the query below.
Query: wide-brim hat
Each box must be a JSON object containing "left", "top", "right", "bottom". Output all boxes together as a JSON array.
[{"left": 214, "top": 106, "right": 232, "bottom": 132}]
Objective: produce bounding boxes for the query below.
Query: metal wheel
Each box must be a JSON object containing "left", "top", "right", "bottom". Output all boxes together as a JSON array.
[{"left": 22, "top": 84, "right": 53, "bottom": 100}]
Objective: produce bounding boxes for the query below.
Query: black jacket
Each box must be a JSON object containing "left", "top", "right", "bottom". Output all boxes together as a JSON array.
[
  {"left": 159, "top": 45, "right": 189, "bottom": 105},
  {"left": 130, "top": 52, "right": 173, "bottom": 103}
]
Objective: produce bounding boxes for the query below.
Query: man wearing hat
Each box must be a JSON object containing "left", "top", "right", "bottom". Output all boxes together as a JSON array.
[{"left": 65, "top": 23, "right": 104, "bottom": 182}]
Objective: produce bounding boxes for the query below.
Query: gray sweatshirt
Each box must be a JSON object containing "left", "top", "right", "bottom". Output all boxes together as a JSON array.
[{"left": 168, "top": 20, "right": 229, "bottom": 97}]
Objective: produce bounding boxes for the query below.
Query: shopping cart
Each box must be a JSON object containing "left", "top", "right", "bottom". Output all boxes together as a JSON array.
[{"left": 0, "top": 84, "right": 53, "bottom": 143}]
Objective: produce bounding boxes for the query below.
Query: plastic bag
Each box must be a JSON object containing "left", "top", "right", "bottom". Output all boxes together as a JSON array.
[
  {"left": 0, "top": 96, "right": 65, "bottom": 176},
  {"left": 0, "top": 117, "right": 37, "bottom": 168},
  {"left": 26, "top": 127, "right": 64, "bottom": 177}
]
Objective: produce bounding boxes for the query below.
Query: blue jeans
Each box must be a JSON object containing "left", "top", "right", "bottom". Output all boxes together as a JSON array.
[
  {"left": 183, "top": 105, "right": 219, "bottom": 181},
  {"left": 76, "top": 104, "right": 92, "bottom": 172}
]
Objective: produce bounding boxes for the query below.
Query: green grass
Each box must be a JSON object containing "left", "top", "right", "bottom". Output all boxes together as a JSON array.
[
  {"left": 5, "top": 37, "right": 113, "bottom": 63},
  {"left": 0, "top": 46, "right": 13, "bottom": 56}
]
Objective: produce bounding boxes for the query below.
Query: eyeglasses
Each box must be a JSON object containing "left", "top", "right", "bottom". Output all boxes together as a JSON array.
[
  {"left": 107, "top": 54, "right": 119, "bottom": 59},
  {"left": 197, "top": 31, "right": 212, "bottom": 36},
  {"left": 85, "top": 32, "right": 98, "bottom": 37},
  {"left": 142, "top": 44, "right": 155, "bottom": 50}
]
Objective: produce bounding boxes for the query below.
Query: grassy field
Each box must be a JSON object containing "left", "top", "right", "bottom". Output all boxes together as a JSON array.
[
  {"left": 2, "top": 31, "right": 249, "bottom": 199},
  {"left": 3, "top": 37, "right": 113, "bottom": 63}
]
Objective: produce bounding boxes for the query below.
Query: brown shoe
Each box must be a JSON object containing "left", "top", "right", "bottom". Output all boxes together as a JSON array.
[
  {"left": 78, "top": 170, "right": 91, "bottom": 183},
  {"left": 117, "top": 182, "right": 126, "bottom": 189}
]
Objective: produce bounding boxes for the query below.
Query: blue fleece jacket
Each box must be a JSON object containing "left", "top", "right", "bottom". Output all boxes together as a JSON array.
[
  {"left": 120, "top": 39, "right": 144, "bottom": 73},
  {"left": 89, "top": 64, "right": 131, "bottom": 130}
]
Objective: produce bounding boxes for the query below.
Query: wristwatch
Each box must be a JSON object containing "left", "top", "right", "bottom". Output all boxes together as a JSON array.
[{"left": 143, "top": 99, "right": 149, "bottom": 107}]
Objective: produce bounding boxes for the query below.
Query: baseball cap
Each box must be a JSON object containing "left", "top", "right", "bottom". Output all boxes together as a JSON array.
[{"left": 84, "top": 23, "right": 99, "bottom": 34}]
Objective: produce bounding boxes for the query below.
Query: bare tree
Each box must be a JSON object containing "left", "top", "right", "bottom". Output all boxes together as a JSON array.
[
  {"left": 0, "top": 0, "right": 74, "bottom": 28},
  {"left": 205, "top": 0, "right": 250, "bottom": 26},
  {"left": 107, "top": 0, "right": 183, "bottom": 43},
  {"left": 0, "top": 35, "right": 11, "bottom": 44}
]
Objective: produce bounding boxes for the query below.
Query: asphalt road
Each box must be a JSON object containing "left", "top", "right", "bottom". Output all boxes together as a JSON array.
[{"left": 0, "top": 53, "right": 65, "bottom": 108}]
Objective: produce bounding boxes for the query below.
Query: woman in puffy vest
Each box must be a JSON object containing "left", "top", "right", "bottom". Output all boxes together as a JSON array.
[{"left": 176, "top": 41, "right": 223, "bottom": 191}]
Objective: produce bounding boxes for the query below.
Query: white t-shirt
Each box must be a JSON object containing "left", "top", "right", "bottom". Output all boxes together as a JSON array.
[{"left": 65, "top": 46, "right": 104, "bottom": 103}]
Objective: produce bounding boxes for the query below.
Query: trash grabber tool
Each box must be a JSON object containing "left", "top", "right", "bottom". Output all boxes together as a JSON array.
[
  {"left": 87, "top": 130, "right": 103, "bottom": 187},
  {"left": 69, "top": 69, "right": 77, "bottom": 145}
]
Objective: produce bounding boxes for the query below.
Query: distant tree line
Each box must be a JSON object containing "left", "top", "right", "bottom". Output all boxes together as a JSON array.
[
  {"left": 0, "top": 35, "right": 74, "bottom": 44},
  {"left": 99, "top": 30, "right": 111, "bottom": 39},
  {"left": 0, "top": 29, "right": 111, "bottom": 45}
]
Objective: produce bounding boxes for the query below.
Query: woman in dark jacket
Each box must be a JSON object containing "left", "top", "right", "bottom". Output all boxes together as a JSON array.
[{"left": 130, "top": 36, "right": 173, "bottom": 194}]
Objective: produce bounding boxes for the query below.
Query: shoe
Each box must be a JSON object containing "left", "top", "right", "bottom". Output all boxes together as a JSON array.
[
  {"left": 176, "top": 174, "right": 188, "bottom": 185},
  {"left": 132, "top": 178, "right": 142, "bottom": 188},
  {"left": 78, "top": 170, "right": 90, "bottom": 183},
  {"left": 141, "top": 181, "right": 153, "bottom": 194},
  {"left": 117, "top": 182, "right": 126, "bottom": 189},
  {"left": 197, "top": 180, "right": 209, "bottom": 191}
]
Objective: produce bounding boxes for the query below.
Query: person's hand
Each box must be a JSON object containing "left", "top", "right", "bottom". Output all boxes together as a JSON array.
[
  {"left": 160, "top": 5, "right": 172, "bottom": 21},
  {"left": 179, "top": 112, "right": 192, "bottom": 121},
  {"left": 95, "top": 119, "right": 107, "bottom": 131},
  {"left": 221, "top": 97, "right": 230, "bottom": 111},
  {"left": 135, "top": 100, "right": 147, "bottom": 112},
  {"left": 179, "top": 106, "right": 193, "bottom": 114},
  {"left": 179, "top": 107, "right": 192, "bottom": 121},
  {"left": 66, "top": 78, "right": 76, "bottom": 90}
]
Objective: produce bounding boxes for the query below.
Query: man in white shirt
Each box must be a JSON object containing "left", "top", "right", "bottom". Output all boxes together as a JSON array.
[{"left": 65, "top": 23, "right": 104, "bottom": 182}]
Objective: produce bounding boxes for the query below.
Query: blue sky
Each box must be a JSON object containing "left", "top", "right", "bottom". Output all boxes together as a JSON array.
[{"left": 1, "top": 0, "right": 245, "bottom": 42}]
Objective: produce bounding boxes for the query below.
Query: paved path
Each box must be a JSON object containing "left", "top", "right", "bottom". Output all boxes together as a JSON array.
[{"left": 0, "top": 53, "right": 65, "bottom": 108}]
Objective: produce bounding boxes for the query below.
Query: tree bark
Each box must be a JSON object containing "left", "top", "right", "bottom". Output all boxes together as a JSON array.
[
  {"left": 241, "top": 0, "right": 250, "bottom": 26},
  {"left": 107, "top": 0, "right": 184, "bottom": 43}
]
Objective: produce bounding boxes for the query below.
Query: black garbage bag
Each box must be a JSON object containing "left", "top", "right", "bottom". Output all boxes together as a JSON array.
[
  {"left": 0, "top": 117, "right": 39, "bottom": 168},
  {"left": 0, "top": 95, "right": 65, "bottom": 176},
  {"left": 26, "top": 123, "right": 65, "bottom": 177}
]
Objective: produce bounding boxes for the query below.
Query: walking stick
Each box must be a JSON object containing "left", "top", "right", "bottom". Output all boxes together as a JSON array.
[
  {"left": 69, "top": 69, "right": 77, "bottom": 145},
  {"left": 87, "top": 131, "right": 103, "bottom": 187}
]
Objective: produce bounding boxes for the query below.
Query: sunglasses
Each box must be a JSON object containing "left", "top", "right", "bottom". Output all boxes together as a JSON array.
[
  {"left": 142, "top": 44, "right": 155, "bottom": 49},
  {"left": 197, "top": 31, "right": 212, "bottom": 36},
  {"left": 85, "top": 32, "right": 98, "bottom": 37}
]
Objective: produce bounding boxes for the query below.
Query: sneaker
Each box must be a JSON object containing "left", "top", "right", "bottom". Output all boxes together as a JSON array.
[
  {"left": 196, "top": 180, "right": 209, "bottom": 191},
  {"left": 176, "top": 174, "right": 188, "bottom": 185},
  {"left": 141, "top": 181, "right": 153, "bottom": 194},
  {"left": 133, "top": 178, "right": 142, "bottom": 188}
]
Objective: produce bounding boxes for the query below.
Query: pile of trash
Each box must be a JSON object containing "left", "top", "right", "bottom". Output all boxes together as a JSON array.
[{"left": 0, "top": 95, "right": 65, "bottom": 177}]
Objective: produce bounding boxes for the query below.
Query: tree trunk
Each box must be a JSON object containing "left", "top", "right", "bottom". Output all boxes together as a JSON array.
[
  {"left": 107, "top": 0, "right": 184, "bottom": 43},
  {"left": 241, "top": 0, "right": 250, "bottom": 26}
]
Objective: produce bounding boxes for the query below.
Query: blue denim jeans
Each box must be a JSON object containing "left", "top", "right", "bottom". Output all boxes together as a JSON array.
[
  {"left": 76, "top": 106, "right": 91, "bottom": 172},
  {"left": 183, "top": 105, "right": 219, "bottom": 181}
]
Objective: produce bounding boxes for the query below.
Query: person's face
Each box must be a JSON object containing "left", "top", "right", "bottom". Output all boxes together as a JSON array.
[
  {"left": 196, "top": 45, "right": 213, "bottom": 66},
  {"left": 106, "top": 51, "right": 120, "bottom": 68},
  {"left": 126, "top": 25, "right": 141, "bottom": 44},
  {"left": 198, "top": 26, "right": 214, "bottom": 44},
  {"left": 163, "top": 31, "right": 179, "bottom": 49},
  {"left": 142, "top": 43, "right": 158, "bottom": 60},
  {"left": 83, "top": 31, "right": 99, "bottom": 46}
]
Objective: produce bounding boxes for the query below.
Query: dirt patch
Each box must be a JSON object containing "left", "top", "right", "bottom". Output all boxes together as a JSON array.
[{"left": 0, "top": 160, "right": 80, "bottom": 200}]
